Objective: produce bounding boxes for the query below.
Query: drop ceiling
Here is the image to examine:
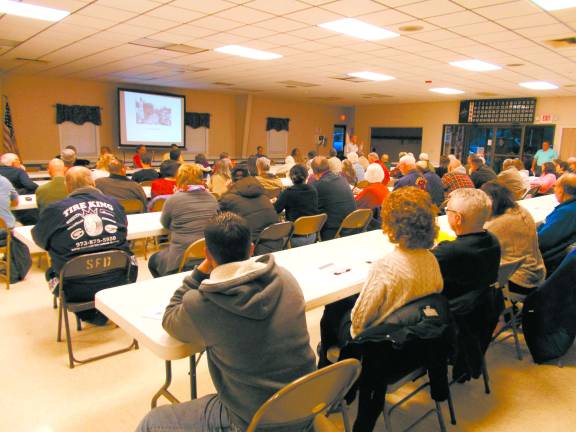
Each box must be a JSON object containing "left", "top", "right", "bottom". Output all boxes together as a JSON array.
[{"left": 1, "top": 0, "right": 576, "bottom": 104}]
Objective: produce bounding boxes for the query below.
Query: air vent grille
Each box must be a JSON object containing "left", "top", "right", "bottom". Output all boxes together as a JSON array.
[{"left": 277, "top": 80, "right": 319, "bottom": 87}]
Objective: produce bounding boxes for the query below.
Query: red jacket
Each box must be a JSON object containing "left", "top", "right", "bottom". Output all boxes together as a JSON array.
[{"left": 133, "top": 154, "right": 143, "bottom": 168}]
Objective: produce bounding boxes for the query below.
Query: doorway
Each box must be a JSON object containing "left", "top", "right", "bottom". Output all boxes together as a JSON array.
[
  {"left": 333, "top": 125, "right": 346, "bottom": 152},
  {"left": 371, "top": 127, "right": 422, "bottom": 162}
]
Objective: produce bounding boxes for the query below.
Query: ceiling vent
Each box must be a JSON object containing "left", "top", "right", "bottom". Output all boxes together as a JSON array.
[
  {"left": 164, "top": 44, "right": 207, "bottom": 55},
  {"left": 545, "top": 37, "right": 576, "bottom": 48},
  {"left": 154, "top": 61, "right": 208, "bottom": 73},
  {"left": 130, "top": 38, "right": 171, "bottom": 49},
  {"left": 131, "top": 39, "right": 207, "bottom": 55},
  {"left": 330, "top": 75, "right": 368, "bottom": 83},
  {"left": 277, "top": 80, "right": 319, "bottom": 87}
]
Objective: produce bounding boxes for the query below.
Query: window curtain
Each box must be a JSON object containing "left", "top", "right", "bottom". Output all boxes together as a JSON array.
[
  {"left": 56, "top": 104, "right": 102, "bottom": 126},
  {"left": 185, "top": 112, "right": 210, "bottom": 129},
  {"left": 266, "top": 117, "right": 289, "bottom": 131}
]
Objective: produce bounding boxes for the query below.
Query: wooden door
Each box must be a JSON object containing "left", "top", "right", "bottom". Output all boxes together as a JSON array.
[{"left": 560, "top": 128, "right": 576, "bottom": 160}]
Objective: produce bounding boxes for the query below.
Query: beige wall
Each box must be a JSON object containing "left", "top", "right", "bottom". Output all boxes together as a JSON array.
[
  {"left": 533, "top": 97, "right": 576, "bottom": 154},
  {"left": 1, "top": 75, "right": 344, "bottom": 163}
]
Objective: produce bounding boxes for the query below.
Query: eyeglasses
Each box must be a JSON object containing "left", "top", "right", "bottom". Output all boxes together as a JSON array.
[{"left": 445, "top": 208, "right": 457, "bottom": 213}]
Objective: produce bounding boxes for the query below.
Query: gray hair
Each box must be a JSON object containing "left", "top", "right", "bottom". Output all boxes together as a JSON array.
[
  {"left": 347, "top": 152, "right": 359, "bottom": 163},
  {"left": 256, "top": 157, "right": 271, "bottom": 172},
  {"left": 399, "top": 154, "right": 416, "bottom": 166},
  {"left": 448, "top": 188, "right": 492, "bottom": 226},
  {"left": 1, "top": 153, "right": 18, "bottom": 166}
]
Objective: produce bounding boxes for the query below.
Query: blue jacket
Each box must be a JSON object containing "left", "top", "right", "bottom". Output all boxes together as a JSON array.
[
  {"left": 393, "top": 169, "right": 427, "bottom": 191},
  {"left": 537, "top": 198, "right": 576, "bottom": 266}
]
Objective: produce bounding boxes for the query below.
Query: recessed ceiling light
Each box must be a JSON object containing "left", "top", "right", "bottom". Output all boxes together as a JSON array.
[
  {"left": 0, "top": 0, "right": 69, "bottom": 21},
  {"left": 519, "top": 81, "right": 559, "bottom": 90},
  {"left": 214, "top": 45, "right": 282, "bottom": 60},
  {"left": 530, "top": 0, "right": 576, "bottom": 11},
  {"left": 347, "top": 71, "right": 395, "bottom": 81},
  {"left": 318, "top": 18, "right": 399, "bottom": 41},
  {"left": 450, "top": 59, "right": 501, "bottom": 72},
  {"left": 398, "top": 25, "right": 424, "bottom": 32},
  {"left": 429, "top": 88, "right": 464, "bottom": 95}
]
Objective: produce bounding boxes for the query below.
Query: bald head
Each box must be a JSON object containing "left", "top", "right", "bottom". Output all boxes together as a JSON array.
[
  {"left": 556, "top": 172, "right": 576, "bottom": 203},
  {"left": 311, "top": 156, "right": 329, "bottom": 175},
  {"left": 48, "top": 158, "right": 65, "bottom": 178},
  {"left": 108, "top": 159, "right": 125, "bottom": 175},
  {"left": 65, "top": 166, "right": 94, "bottom": 193}
]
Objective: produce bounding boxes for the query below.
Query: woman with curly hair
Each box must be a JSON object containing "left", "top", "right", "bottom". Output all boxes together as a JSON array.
[{"left": 350, "top": 186, "right": 443, "bottom": 337}]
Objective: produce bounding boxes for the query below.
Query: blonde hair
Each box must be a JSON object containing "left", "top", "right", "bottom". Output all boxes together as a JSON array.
[
  {"left": 213, "top": 159, "right": 231, "bottom": 179},
  {"left": 96, "top": 154, "right": 115, "bottom": 171},
  {"left": 176, "top": 163, "right": 204, "bottom": 188}
]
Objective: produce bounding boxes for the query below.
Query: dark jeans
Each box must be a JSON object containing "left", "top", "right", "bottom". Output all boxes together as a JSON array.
[
  {"left": 318, "top": 295, "right": 357, "bottom": 368},
  {"left": 508, "top": 280, "right": 535, "bottom": 296}
]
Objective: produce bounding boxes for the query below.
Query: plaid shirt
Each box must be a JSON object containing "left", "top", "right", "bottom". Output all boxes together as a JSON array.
[{"left": 442, "top": 172, "right": 474, "bottom": 195}]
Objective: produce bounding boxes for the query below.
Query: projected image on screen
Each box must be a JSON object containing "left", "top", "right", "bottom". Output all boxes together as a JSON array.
[{"left": 118, "top": 89, "right": 185, "bottom": 148}]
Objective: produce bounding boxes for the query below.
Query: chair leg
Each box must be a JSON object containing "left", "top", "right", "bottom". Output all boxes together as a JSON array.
[
  {"left": 510, "top": 314, "right": 523, "bottom": 361},
  {"left": 435, "top": 401, "right": 447, "bottom": 432},
  {"left": 481, "top": 356, "right": 491, "bottom": 395},
  {"left": 57, "top": 301, "right": 63, "bottom": 342},
  {"left": 62, "top": 305, "right": 75, "bottom": 369},
  {"left": 339, "top": 401, "right": 352, "bottom": 432},
  {"left": 76, "top": 314, "right": 82, "bottom": 332},
  {"left": 447, "top": 388, "right": 457, "bottom": 425},
  {"left": 53, "top": 293, "right": 57, "bottom": 309}
]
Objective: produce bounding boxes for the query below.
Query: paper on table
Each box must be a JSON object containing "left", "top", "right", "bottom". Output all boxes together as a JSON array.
[{"left": 142, "top": 305, "right": 167, "bottom": 320}]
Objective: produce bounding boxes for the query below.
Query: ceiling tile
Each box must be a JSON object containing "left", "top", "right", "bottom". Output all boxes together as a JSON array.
[
  {"left": 146, "top": 6, "right": 204, "bottom": 23},
  {"left": 245, "top": 0, "right": 311, "bottom": 15},
  {"left": 285, "top": 7, "right": 343, "bottom": 25},
  {"left": 170, "top": 0, "right": 235, "bottom": 14},
  {"left": 397, "top": 0, "right": 465, "bottom": 19},
  {"left": 127, "top": 15, "right": 179, "bottom": 31},
  {"left": 192, "top": 16, "right": 244, "bottom": 32},
  {"left": 215, "top": 6, "right": 274, "bottom": 24},
  {"left": 498, "top": 13, "right": 559, "bottom": 30},
  {"left": 321, "top": 0, "right": 385, "bottom": 17},
  {"left": 425, "top": 11, "right": 487, "bottom": 27},
  {"left": 256, "top": 17, "right": 308, "bottom": 31}
]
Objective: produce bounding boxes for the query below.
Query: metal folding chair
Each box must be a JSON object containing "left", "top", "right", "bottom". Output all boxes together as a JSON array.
[
  {"left": 289, "top": 213, "right": 327, "bottom": 247},
  {"left": 177, "top": 238, "right": 206, "bottom": 273},
  {"left": 0, "top": 217, "right": 11, "bottom": 290},
  {"left": 119, "top": 198, "right": 145, "bottom": 214},
  {"left": 56, "top": 250, "right": 138, "bottom": 368},
  {"left": 254, "top": 221, "right": 294, "bottom": 254},
  {"left": 521, "top": 185, "right": 540, "bottom": 200},
  {"left": 246, "top": 359, "right": 361, "bottom": 432},
  {"left": 334, "top": 209, "right": 372, "bottom": 239}
]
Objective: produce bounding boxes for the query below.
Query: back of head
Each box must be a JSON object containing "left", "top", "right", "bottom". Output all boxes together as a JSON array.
[
  {"left": 368, "top": 152, "right": 379, "bottom": 163},
  {"left": 482, "top": 180, "right": 516, "bottom": 217},
  {"left": 365, "top": 163, "right": 384, "bottom": 184},
  {"left": 256, "top": 157, "right": 271, "bottom": 174},
  {"left": 232, "top": 167, "right": 249, "bottom": 182},
  {"left": 469, "top": 155, "right": 483, "bottom": 169},
  {"left": 419, "top": 152, "right": 429, "bottom": 161},
  {"left": 65, "top": 166, "right": 94, "bottom": 193},
  {"left": 381, "top": 187, "right": 438, "bottom": 249},
  {"left": 160, "top": 160, "right": 180, "bottom": 178},
  {"left": 48, "top": 158, "right": 65, "bottom": 176},
  {"left": 108, "top": 159, "right": 124, "bottom": 175},
  {"left": 205, "top": 212, "right": 252, "bottom": 265},
  {"left": 558, "top": 172, "right": 576, "bottom": 197},
  {"left": 96, "top": 154, "right": 115, "bottom": 171},
  {"left": 381, "top": 153, "right": 389, "bottom": 162},
  {"left": 311, "top": 156, "right": 329, "bottom": 175},
  {"left": 307, "top": 150, "right": 317, "bottom": 160},
  {"left": 502, "top": 159, "right": 514, "bottom": 171},
  {"left": 100, "top": 146, "right": 111, "bottom": 155},
  {"left": 399, "top": 154, "right": 416, "bottom": 172},
  {"left": 439, "top": 155, "right": 450, "bottom": 167},
  {"left": 289, "top": 164, "right": 308, "bottom": 185},
  {"left": 213, "top": 159, "right": 231, "bottom": 178},
  {"left": 141, "top": 154, "right": 152, "bottom": 165},
  {"left": 61, "top": 148, "right": 77, "bottom": 167},
  {"left": 1, "top": 153, "right": 18, "bottom": 166},
  {"left": 219, "top": 152, "right": 229, "bottom": 160},
  {"left": 195, "top": 153, "right": 208, "bottom": 165},
  {"left": 542, "top": 162, "right": 555, "bottom": 175},
  {"left": 448, "top": 158, "right": 462, "bottom": 172},
  {"left": 448, "top": 188, "right": 492, "bottom": 228},
  {"left": 328, "top": 148, "right": 337, "bottom": 158},
  {"left": 176, "top": 163, "right": 204, "bottom": 188},
  {"left": 169, "top": 149, "right": 181, "bottom": 161},
  {"left": 65, "top": 145, "right": 78, "bottom": 153},
  {"left": 416, "top": 160, "right": 429, "bottom": 173},
  {"left": 512, "top": 159, "right": 525, "bottom": 171},
  {"left": 347, "top": 152, "right": 359, "bottom": 164}
]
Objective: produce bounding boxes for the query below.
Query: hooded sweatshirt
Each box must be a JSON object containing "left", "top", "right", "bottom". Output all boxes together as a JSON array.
[
  {"left": 220, "top": 176, "right": 278, "bottom": 240},
  {"left": 162, "top": 254, "right": 316, "bottom": 430}
]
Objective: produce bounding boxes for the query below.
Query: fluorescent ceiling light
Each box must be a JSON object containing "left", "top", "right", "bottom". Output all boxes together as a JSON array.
[
  {"left": 450, "top": 59, "right": 501, "bottom": 72},
  {"left": 347, "top": 71, "right": 395, "bottom": 81},
  {"left": 531, "top": 0, "right": 576, "bottom": 11},
  {"left": 0, "top": 0, "right": 69, "bottom": 21},
  {"left": 429, "top": 87, "right": 464, "bottom": 95},
  {"left": 519, "top": 81, "right": 558, "bottom": 90},
  {"left": 214, "top": 45, "right": 281, "bottom": 60},
  {"left": 318, "top": 18, "right": 399, "bottom": 41}
]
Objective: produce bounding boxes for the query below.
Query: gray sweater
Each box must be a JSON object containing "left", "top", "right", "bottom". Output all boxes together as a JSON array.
[
  {"left": 163, "top": 255, "right": 316, "bottom": 430},
  {"left": 154, "top": 189, "right": 218, "bottom": 276}
]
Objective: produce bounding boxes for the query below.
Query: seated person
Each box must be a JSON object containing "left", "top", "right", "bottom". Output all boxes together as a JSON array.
[
  {"left": 327, "top": 147, "right": 343, "bottom": 174},
  {"left": 497, "top": 158, "right": 527, "bottom": 200},
  {"left": 441, "top": 158, "right": 474, "bottom": 198},
  {"left": 151, "top": 159, "right": 179, "bottom": 199},
  {"left": 148, "top": 164, "right": 219, "bottom": 278},
  {"left": 131, "top": 154, "right": 159, "bottom": 183},
  {"left": 92, "top": 153, "right": 115, "bottom": 181},
  {"left": 195, "top": 153, "right": 210, "bottom": 169},
  {"left": 416, "top": 160, "right": 444, "bottom": 208},
  {"left": 482, "top": 181, "right": 545, "bottom": 294},
  {"left": 340, "top": 159, "right": 358, "bottom": 186},
  {"left": 436, "top": 155, "right": 450, "bottom": 178},
  {"left": 381, "top": 153, "right": 392, "bottom": 170},
  {"left": 99, "top": 146, "right": 112, "bottom": 157},
  {"left": 538, "top": 173, "right": 576, "bottom": 274},
  {"left": 208, "top": 159, "right": 231, "bottom": 198},
  {"left": 274, "top": 164, "right": 319, "bottom": 247},
  {"left": 358, "top": 150, "right": 370, "bottom": 170},
  {"left": 138, "top": 212, "right": 315, "bottom": 432},
  {"left": 394, "top": 154, "right": 427, "bottom": 192},
  {"left": 469, "top": 155, "right": 497, "bottom": 189},
  {"left": 317, "top": 187, "right": 443, "bottom": 366},
  {"left": 61, "top": 145, "right": 90, "bottom": 166},
  {"left": 255, "top": 145, "right": 266, "bottom": 158},
  {"left": 347, "top": 152, "right": 365, "bottom": 182},
  {"left": 220, "top": 167, "right": 278, "bottom": 246},
  {"left": 311, "top": 156, "right": 357, "bottom": 240},
  {"left": 31, "top": 167, "right": 136, "bottom": 325},
  {"left": 161, "top": 144, "right": 182, "bottom": 162},
  {"left": 60, "top": 148, "right": 77, "bottom": 169},
  {"left": 355, "top": 163, "right": 389, "bottom": 229},
  {"left": 95, "top": 159, "right": 147, "bottom": 211},
  {"left": 0, "top": 153, "right": 38, "bottom": 194},
  {"left": 254, "top": 157, "right": 283, "bottom": 199},
  {"left": 530, "top": 162, "right": 556, "bottom": 194},
  {"left": 132, "top": 145, "right": 146, "bottom": 168},
  {"left": 368, "top": 152, "right": 390, "bottom": 185},
  {"left": 36, "top": 158, "right": 67, "bottom": 211},
  {"left": 568, "top": 156, "right": 576, "bottom": 173},
  {"left": 285, "top": 147, "right": 302, "bottom": 166},
  {"left": 418, "top": 152, "right": 436, "bottom": 173}
]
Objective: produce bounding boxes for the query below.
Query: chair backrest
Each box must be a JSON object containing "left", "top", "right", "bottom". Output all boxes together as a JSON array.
[
  {"left": 246, "top": 359, "right": 361, "bottom": 432},
  {"left": 119, "top": 199, "right": 145, "bottom": 214},
  {"left": 178, "top": 238, "right": 206, "bottom": 273},
  {"left": 356, "top": 180, "right": 369, "bottom": 189},
  {"left": 293, "top": 213, "right": 327, "bottom": 237},
  {"left": 496, "top": 258, "right": 526, "bottom": 290},
  {"left": 522, "top": 185, "right": 540, "bottom": 200},
  {"left": 335, "top": 208, "right": 372, "bottom": 238},
  {"left": 59, "top": 250, "right": 132, "bottom": 289},
  {"left": 149, "top": 197, "right": 166, "bottom": 213},
  {"left": 139, "top": 180, "right": 153, "bottom": 187},
  {"left": 256, "top": 222, "right": 294, "bottom": 251}
]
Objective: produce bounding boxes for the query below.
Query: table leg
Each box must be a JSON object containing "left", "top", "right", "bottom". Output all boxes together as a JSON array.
[{"left": 151, "top": 360, "right": 181, "bottom": 408}]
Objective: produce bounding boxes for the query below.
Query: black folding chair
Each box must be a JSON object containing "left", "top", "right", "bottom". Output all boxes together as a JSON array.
[
  {"left": 254, "top": 222, "right": 294, "bottom": 255},
  {"left": 57, "top": 250, "right": 138, "bottom": 368}
]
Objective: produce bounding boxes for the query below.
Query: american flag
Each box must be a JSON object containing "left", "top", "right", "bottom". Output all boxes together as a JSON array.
[{"left": 2, "top": 97, "right": 19, "bottom": 155}]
